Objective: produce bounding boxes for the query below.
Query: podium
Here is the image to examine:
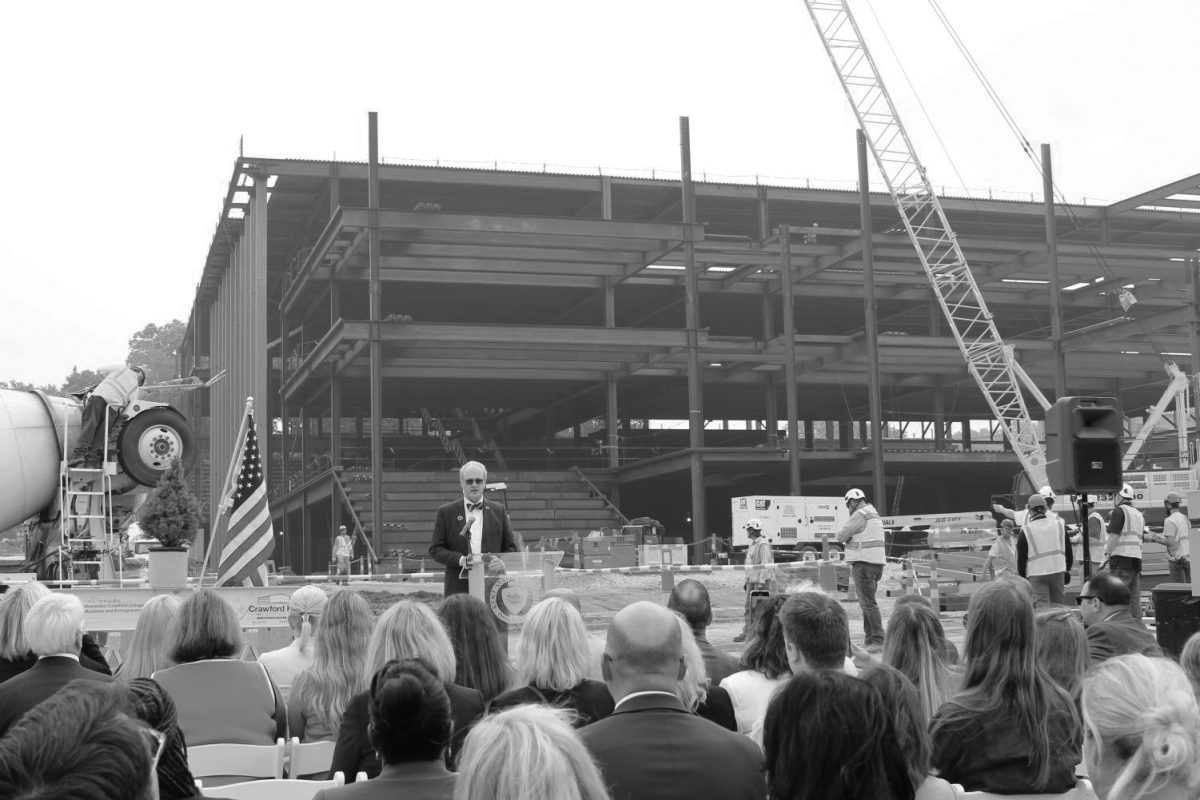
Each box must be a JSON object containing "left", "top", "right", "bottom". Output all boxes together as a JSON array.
[{"left": 467, "top": 551, "right": 564, "bottom": 632}]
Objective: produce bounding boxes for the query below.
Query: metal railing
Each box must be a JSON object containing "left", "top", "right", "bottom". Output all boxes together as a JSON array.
[{"left": 570, "top": 467, "right": 630, "bottom": 526}]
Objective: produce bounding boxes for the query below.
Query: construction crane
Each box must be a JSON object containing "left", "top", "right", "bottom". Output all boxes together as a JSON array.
[{"left": 801, "top": 0, "right": 1052, "bottom": 488}]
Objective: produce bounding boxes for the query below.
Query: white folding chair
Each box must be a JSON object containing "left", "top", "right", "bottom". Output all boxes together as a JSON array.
[
  {"left": 288, "top": 737, "right": 335, "bottom": 778},
  {"left": 954, "top": 778, "right": 1098, "bottom": 800},
  {"left": 188, "top": 739, "right": 286, "bottom": 784},
  {"left": 200, "top": 773, "right": 345, "bottom": 799}
]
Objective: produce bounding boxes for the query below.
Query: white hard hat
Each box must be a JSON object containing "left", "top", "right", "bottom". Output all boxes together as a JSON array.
[
  {"left": 844, "top": 488, "right": 866, "bottom": 502},
  {"left": 1038, "top": 485, "right": 1054, "bottom": 498},
  {"left": 746, "top": 518, "right": 763, "bottom": 530},
  {"left": 1119, "top": 484, "right": 1135, "bottom": 500}
]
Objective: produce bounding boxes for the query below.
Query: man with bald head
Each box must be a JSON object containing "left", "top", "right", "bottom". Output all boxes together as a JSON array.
[
  {"left": 581, "top": 602, "right": 764, "bottom": 800},
  {"left": 668, "top": 578, "right": 740, "bottom": 685}
]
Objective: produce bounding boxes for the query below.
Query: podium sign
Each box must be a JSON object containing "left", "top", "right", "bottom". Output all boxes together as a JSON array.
[{"left": 468, "top": 551, "right": 563, "bottom": 626}]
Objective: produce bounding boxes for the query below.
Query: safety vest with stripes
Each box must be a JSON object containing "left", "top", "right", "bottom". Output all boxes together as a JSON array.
[
  {"left": 846, "top": 504, "right": 887, "bottom": 565},
  {"left": 1163, "top": 510, "right": 1191, "bottom": 562},
  {"left": 1022, "top": 515, "right": 1066, "bottom": 577},
  {"left": 94, "top": 367, "right": 141, "bottom": 406},
  {"left": 1110, "top": 504, "right": 1144, "bottom": 560}
]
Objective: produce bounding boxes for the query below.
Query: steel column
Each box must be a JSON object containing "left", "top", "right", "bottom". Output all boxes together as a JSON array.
[
  {"left": 680, "top": 117, "right": 706, "bottom": 544},
  {"left": 779, "top": 230, "right": 802, "bottom": 494},
  {"left": 1043, "top": 143, "right": 1068, "bottom": 399},
  {"left": 859, "top": 130, "right": 887, "bottom": 512},
  {"left": 367, "top": 112, "right": 384, "bottom": 555},
  {"left": 763, "top": 283, "right": 778, "bottom": 447}
]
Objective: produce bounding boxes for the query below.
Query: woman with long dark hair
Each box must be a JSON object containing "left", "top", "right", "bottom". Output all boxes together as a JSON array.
[
  {"left": 859, "top": 664, "right": 956, "bottom": 800},
  {"left": 719, "top": 595, "right": 790, "bottom": 738},
  {"left": 930, "top": 578, "right": 1080, "bottom": 794},
  {"left": 437, "top": 593, "right": 512, "bottom": 704},
  {"left": 882, "top": 601, "right": 955, "bottom": 723}
]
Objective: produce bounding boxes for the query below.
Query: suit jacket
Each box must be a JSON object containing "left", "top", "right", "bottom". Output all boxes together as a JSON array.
[
  {"left": 489, "top": 679, "right": 615, "bottom": 728},
  {"left": 580, "top": 692, "right": 765, "bottom": 800},
  {"left": 331, "top": 683, "right": 484, "bottom": 783},
  {"left": 696, "top": 685, "right": 737, "bottom": 731},
  {"left": 0, "top": 655, "right": 114, "bottom": 735},
  {"left": 0, "top": 634, "right": 112, "bottom": 684},
  {"left": 428, "top": 498, "right": 518, "bottom": 595},
  {"left": 1086, "top": 610, "right": 1163, "bottom": 665},
  {"left": 694, "top": 632, "right": 740, "bottom": 686},
  {"left": 312, "top": 761, "right": 456, "bottom": 800}
]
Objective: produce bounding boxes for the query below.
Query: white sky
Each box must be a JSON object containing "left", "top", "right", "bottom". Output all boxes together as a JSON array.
[{"left": 2, "top": 0, "right": 1197, "bottom": 387}]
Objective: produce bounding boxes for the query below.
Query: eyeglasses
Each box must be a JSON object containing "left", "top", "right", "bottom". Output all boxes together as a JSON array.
[
  {"left": 137, "top": 725, "right": 167, "bottom": 770},
  {"left": 463, "top": 478, "right": 485, "bottom": 485},
  {"left": 1075, "top": 595, "right": 1098, "bottom": 605}
]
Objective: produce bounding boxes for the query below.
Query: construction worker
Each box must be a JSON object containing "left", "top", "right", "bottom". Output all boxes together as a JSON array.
[
  {"left": 1147, "top": 492, "right": 1190, "bottom": 584},
  {"left": 836, "top": 488, "right": 886, "bottom": 650},
  {"left": 983, "top": 519, "right": 1018, "bottom": 580},
  {"left": 733, "top": 519, "right": 773, "bottom": 643},
  {"left": 993, "top": 485, "right": 1061, "bottom": 528},
  {"left": 68, "top": 365, "right": 146, "bottom": 468},
  {"left": 1105, "top": 483, "right": 1145, "bottom": 619},
  {"left": 1017, "top": 493, "right": 1070, "bottom": 606}
]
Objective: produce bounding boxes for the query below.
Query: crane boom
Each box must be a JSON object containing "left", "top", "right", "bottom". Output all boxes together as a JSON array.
[{"left": 801, "top": 0, "right": 1049, "bottom": 489}]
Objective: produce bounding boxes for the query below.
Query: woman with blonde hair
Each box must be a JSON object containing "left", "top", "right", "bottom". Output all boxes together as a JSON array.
[
  {"left": 1177, "top": 631, "right": 1200, "bottom": 699},
  {"left": 0, "top": 581, "right": 109, "bottom": 682},
  {"left": 883, "top": 601, "right": 955, "bottom": 723},
  {"left": 1082, "top": 654, "right": 1200, "bottom": 800},
  {"left": 489, "top": 597, "right": 612, "bottom": 727},
  {"left": 454, "top": 704, "right": 610, "bottom": 800},
  {"left": 258, "top": 584, "right": 326, "bottom": 701},
  {"left": 930, "top": 578, "right": 1080, "bottom": 794},
  {"left": 1034, "top": 607, "right": 1088, "bottom": 700},
  {"left": 330, "top": 599, "right": 484, "bottom": 782},
  {"left": 117, "top": 594, "right": 181, "bottom": 681},
  {"left": 288, "top": 590, "right": 373, "bottom": 742}
]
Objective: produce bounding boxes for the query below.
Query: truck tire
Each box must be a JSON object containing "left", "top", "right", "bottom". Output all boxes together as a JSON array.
[
  {"left": 798, "top": 545, "right": 820, "bottom": 561},
  {"left": 117, "top": 408, "right": 194, "bottom": 487}
]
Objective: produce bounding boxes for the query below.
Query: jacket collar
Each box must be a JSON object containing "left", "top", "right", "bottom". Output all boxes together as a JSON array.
[{"left": 613, "top": 691, "right": 687, "bottom": 714}]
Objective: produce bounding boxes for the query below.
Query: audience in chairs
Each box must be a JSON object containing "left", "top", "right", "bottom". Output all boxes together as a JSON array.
[
  {"left": 0, "top": 592, "right": 113, "bottom": 736},
  {"left": 437, "top": 593, "right": 512, "bottom": 704},
  {"left": 1034, "top": 606, "right": 1088, "bottom": 701},
  {"left": 125, "top": 676, "right": 200, "bottom": 800},
  {"left": 0, "top": 580, "right": 110, "bottom": 683},
  {"left": 314, "top": 660, "right": 456, "bottom": 800},
  {"left": 763, "top": 669, "right": 913, "bottom": 800},
  {"left": 289, "top": 589, "right": 374, "bottom": 743},
  {"left": 0, "top": 681, "right": 158, "bottom": 800},
  {"left": 1082, "top": 654, "right": 1200, "bottom": 800},
  {"left": 152, "top": 588, "right": 286, "bottom": 746},
  {"left": 118, "top": 593, "right": 181, "bottom": 681},
  {"left": 456, "top": 705, "right": 610, "bottom": 800},
  {"left": 259, "top": 584, "right": 327, "bottom": 702},
  {"left": 930, "top": 578, "right": 1080, "bottom": 794},
  {"left": 331, "top": 599, "right": 484, "bottom": 782},
  {"left": 883, "top": 600, "right": 956, "bottom": 722},
  {"left": 671, "top": 611, "right": 735, "bottom": 730},
  {"left": 489, "top": 597, "right": 613, "bottom": 727}
]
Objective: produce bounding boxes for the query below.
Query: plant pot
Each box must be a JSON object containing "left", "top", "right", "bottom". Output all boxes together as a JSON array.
[{"left": 148, "top": 546, "right": 190, "bottom": 588}]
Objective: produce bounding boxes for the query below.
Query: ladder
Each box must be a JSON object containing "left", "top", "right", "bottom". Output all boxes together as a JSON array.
[
  {"left": 802, "top": 1, "right": 1050, "bottom": 490},
  {"left": 57, "top": 406, "right": 123, "bottom": 583}
]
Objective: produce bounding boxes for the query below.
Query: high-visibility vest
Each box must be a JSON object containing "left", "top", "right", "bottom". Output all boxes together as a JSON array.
[
  {"left": 1163, "top": 510, "right": 1191, "bottom": 561},
  {"left": 846, "top": 504, "right": 886, "bottom": 565},
  {"left": 1110, "top": 504, "right": 1144, "bottom": 560},
  {"left": 94, "top": 367, "right": 141, "bottom": 406},
  {"left": 1022, "top": 515, "right": 1066, "bottom": 577}
]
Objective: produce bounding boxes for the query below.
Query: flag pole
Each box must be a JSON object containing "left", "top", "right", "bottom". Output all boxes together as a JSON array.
[{"left": 198, "top": 397, "right": 254, "bottom": 587}]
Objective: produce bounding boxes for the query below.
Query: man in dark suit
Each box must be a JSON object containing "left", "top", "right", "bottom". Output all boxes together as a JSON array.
[
  {"left": 1079, "top": 571, "right": 1163, "bottom": 666},
  {"left": 429, "top": 461, "right": 519, "bottom": 596},
  {"left": 0, "top": 592, "right": 114, "bottom": 736},
  {"left": 667, "top": 578, "right": 740, "bottom": 686},
  {"left": 581, "top": 602, "right": 764, "bottom": 800}
]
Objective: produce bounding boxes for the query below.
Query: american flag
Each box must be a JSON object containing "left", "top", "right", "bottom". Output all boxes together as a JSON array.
[{"left": 215, "top": 408, "right": 274, "bottom": 586}]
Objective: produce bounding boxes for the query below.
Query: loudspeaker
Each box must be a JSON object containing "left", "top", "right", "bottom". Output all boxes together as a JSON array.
[
  {"left": 1044, "top": 397, "right": 1123, "bottom": 493},
  {"left": 1153, "top": 583, "right": 1200, "bottom": 658}
]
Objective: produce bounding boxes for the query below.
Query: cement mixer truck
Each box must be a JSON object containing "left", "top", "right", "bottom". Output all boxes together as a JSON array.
[{"left": 0, "top": 388, "right": 194, "bottom": 579}]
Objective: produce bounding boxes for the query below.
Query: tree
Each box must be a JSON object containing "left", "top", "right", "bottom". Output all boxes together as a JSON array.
[
  {"left": 0, "top": 379, "right": 58, "bottom": 394},
  {"left": 137, "top": 458, "right": 201, "bottom": 548},
  {"left": 60, "top": 366, "right": 104, "bottom": 395},
  {"left": 126, "top": 320, "right": 186, "bottom": 384}
]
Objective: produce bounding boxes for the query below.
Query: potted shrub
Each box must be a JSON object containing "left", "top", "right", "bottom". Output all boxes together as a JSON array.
[{"left": 137, "top": 458, "right": 200, "bottom": 588}]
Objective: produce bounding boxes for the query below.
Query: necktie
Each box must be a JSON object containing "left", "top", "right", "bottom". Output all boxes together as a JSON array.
[{"left": 467, "top": 502, "right": 483, "bottom": 512}]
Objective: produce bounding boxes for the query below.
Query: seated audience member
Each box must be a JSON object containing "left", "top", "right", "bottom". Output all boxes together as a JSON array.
[
  {"left": 763, "top": 670, "right": 914, "bottom": 800},
  {"left": 0, "top": 681, "right": 157, "bottom": 800},
  {"left": 490, "top": 597, "right": 613, "bottom": 727},
  {"left": 0, "top": 581, "right": 110, "bottom": 682},
  {"left": 1082, "top": 654, "right": 1200, "bottom": 800},
  {"left": 1079, "top": 571, "right": 1163, "bottom": 665},
  {"left": 582, "top": 601, "right": 764, "bottom": 800},
  {"left": 668, "top": 578, "right": 740, "bottom": 685},
  {"left": 719, "top": 594, "right": 790, "bottom": 736},
  {"left": 1179, "top": 631, "right": 1200, "bottom": 699},
  {"left": 258, "top": 584, "right": 327, "bottom": 702},
  {"left": 859, "top": 664, "right": 957, "bottom": 800},
  {"left": 930, "top": 578, "right": 1080, "bottom": 794},
  {"left": 893, "top": 594, "right": 959, "bottom": 664},
  {"left": 1034, "top": 607, "right": 1088, "bottom": 700},
  {"left": 125, "top": 676, "right": 199, "bottom": 800},
  {"left": 437, "top": 593, "right": 512, "bottom": 704},
  {"left": 118, "top": 593, "right": 181, "bottom": 681},
  {"left": 456, "top": 705, "right": 610, "bottom": 800},
  {"left": 331, "top": 600, "right": 484, "bottom": 782},
  {"left": 542, "top": 587, "right": 606, "bottom": 680},
  {"left": 152, "top": 588, "right": 286, "bottom": 745},
  {"left": 314, "top": 660, "right": 457, "bottom": 800},
  {"left": 289, "top": 590, "right": 373, "bottom": 743},
  {"left": 0, "top": 593, "right": 113, "bottom": 735},
  {"left": 672, "top": 611, "right": 735, "bottom": 730},
  {"left": 883, "top": 601, "right": 956, "bottom": 723}
]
